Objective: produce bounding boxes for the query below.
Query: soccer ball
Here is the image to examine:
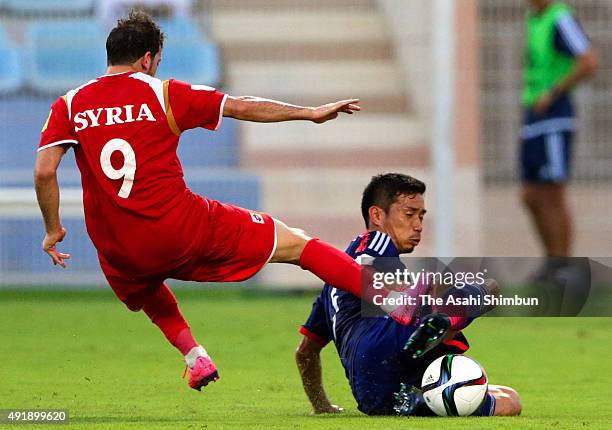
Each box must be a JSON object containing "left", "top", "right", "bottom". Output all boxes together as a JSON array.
[{"left": 421, "top": 354, "right": 488, "bottom": 416}]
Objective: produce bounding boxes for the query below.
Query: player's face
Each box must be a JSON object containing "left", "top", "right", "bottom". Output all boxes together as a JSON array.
[{"left": 380, "top": 193, "right": 426, "bottom": 254}]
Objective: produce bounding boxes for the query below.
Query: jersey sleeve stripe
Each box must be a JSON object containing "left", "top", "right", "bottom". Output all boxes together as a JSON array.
[
  {"left": 372, "top": 235, "right": 385, "bottom": 252},
  {"left": 214, "top": 94, "right": 228, "bottom": 131},
  {"left": 37, "top": 139, "right": 79, "bottom": 152},
  {"left": 163, "top": 80, "right": 182, "bottom": 136},
  {"left": 368, "top": 231, "right": 381, "bottom": 250},
  {"left": 556, "top": 14, "right": 590, "bottom": 56},
  {"left": 377, "top": 235, "right": 392, "bottom": 255},
  {"left": 373, "top": 233, "right": 390, "bottom": 253}
]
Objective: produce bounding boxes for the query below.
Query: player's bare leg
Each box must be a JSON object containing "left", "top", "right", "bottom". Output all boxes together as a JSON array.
[
  {"left": 523, "top": 183, "right": 573, "bottom": 285},
  {"left": 268, "top": 219, "right": 311, "bottom": 265},
  {"left": 488, "top": 385, "right": 522, "bottom": 416},
  {"left": 522, "top": 183, "right": 572, "bottom": 257}
]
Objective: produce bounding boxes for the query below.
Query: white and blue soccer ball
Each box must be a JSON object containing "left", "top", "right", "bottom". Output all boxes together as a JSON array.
[{"left": 421, "top": 354, "right": 488, "bottom": 416}]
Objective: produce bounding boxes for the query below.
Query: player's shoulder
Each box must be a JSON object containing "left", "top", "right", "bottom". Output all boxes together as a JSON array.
[
  {"left": 349, "top": 230, "right": 397, "bottom": 258},
  {"left": 50, "top": 94, "right": 69, "bottom": 110},
  {"left": 62, "top": 78, "right": 100, "bottom": 113},
  {"left": 125, "top": 71, "right": 164, "bottom": 87},
  {"left": 165, "top": 78, "right": 219, "bottom": 94},
  {"left": 77, "top": 71, "right": 166, "bottom": 93},
  {"left": 555, "top": 1, "right": 574, "bottom": 13},
  {"left": 550, "top": 2, "right": 578, "bottom": 23},
  {"left": 66, "top": 76, "right": 105, "bottom": 97},
  {"left": 126, "top": 72, "right": 168, "bottom": 100},
  {"left": 552, "top": 5, "right": 584, "bottom": 29}
]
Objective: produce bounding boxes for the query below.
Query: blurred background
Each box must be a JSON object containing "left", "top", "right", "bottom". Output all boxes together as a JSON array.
[{"left": 0, "top": 0, "right": 610, "bottom": 288}]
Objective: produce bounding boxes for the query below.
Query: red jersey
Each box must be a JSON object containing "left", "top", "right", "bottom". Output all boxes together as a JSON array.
[{"left": 39, "top": 72, "right": 228, "bottom": 276}]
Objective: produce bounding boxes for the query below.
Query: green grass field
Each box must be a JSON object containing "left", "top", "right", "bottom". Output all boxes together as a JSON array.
[{"left": 1, "top": 288, "right": 611, "bottom": 429}]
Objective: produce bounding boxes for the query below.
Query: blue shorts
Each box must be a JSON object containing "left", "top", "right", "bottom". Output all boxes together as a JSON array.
[{"left": 520, "top": 130, "right": 574, "bottom": 183}]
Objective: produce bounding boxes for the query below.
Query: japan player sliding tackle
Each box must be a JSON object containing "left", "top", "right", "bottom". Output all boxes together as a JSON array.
[{"left": 34, "top": 10, "right": 416, "bottom": 391}]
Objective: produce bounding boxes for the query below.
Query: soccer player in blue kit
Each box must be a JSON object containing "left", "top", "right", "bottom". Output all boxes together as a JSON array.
[
  {"left": 295, "top": 173, "right": 522, "bottom": 417},
  {"left": 521, "top": 0, "right": 598, "bottom": 265}
]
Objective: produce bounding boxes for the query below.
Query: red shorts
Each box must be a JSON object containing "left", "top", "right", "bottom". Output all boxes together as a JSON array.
[{"left": 100, "top": 199, "right": 277, "bottom": 311}]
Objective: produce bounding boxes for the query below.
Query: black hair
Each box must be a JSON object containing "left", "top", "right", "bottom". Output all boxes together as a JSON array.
[
  {"left": 361, "top": 173, "right": 426, "bottom": 228},
  {"left": 106, "top": 9, "right": 165, "bottom": 66}
]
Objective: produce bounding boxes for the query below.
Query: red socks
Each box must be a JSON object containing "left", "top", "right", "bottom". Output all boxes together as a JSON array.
[
  {"left": 174, "top": 328, "right": 199, "bottom": 356},
  {"left": 143, "top": 283, "right": 198, "bottom": 356},
  {"left": 448, "top": 316, "right": 471, "bottom": 331},
  {"left": 299, "top": 238, "right": 364, "bottom": 297}
]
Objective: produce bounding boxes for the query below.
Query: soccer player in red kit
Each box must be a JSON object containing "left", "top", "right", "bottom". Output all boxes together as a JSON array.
[{"left": 34, "top": 10, "right": 393, "bottom": 391}]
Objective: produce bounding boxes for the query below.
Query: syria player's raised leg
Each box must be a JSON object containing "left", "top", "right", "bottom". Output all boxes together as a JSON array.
[
  {"left": 271, "top": 219, "right": 431, "bottom": 325},
  {"left": 270, "top": 219, "right": 365, "bottom": 297}
]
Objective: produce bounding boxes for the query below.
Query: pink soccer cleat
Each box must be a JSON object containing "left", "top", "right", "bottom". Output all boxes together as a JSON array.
[{"left": 187, "top": 355, "right": 219, "bottom": 391}]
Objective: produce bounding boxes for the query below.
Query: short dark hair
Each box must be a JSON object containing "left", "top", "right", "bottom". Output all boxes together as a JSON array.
[
  {"left": 361, "top": 173, "right": 426, "bottom": 228},
  {"left": 106, "top": 10, "right": 165, "bottom": 66}
]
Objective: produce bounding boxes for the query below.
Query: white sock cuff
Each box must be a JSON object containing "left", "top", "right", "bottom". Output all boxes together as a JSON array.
[{"left": 185, "top": 345, "right": 208, "bottom": 369}]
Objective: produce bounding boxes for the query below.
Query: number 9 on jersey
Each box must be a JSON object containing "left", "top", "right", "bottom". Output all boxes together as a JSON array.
[{"left": 100, "top": 138, "right": 137, "bottom": 198}]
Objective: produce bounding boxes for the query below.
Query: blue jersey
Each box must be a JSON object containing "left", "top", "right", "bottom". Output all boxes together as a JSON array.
[
  {"left": 299, "top": 231, "right": 400, "bottom": 358},
  {"left": 300, "top": 231, "right": 470, "bottom": 415}
]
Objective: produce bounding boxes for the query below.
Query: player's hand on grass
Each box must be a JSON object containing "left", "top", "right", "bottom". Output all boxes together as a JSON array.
[
  {"left": 311, "top": 404, "right": 344, "bottom": 415},
  {"left": 42, "top": 227, "right": 71, "bottom": 268},
  {"left": 310, "top": 99, "right": 360, "bottom": 124}
]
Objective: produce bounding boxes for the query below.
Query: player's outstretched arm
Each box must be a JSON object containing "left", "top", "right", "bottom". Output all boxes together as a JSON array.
[
  {"left": 223, "top": 96, "right": 360, "bottom": 124},
  {"left": 34, "top": 145, "right": 71, "bottom": 268},
  {"left": 295, "top": 336, "right": 343, "bottom": 415}
]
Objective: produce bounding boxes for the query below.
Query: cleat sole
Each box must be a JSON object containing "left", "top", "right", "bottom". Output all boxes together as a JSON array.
[
  {"left": 404, "top": 314, "right": 451, "bottom": 359},
  {"left": 196, "top": 371, "right": 220, "bottom": 390}
]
